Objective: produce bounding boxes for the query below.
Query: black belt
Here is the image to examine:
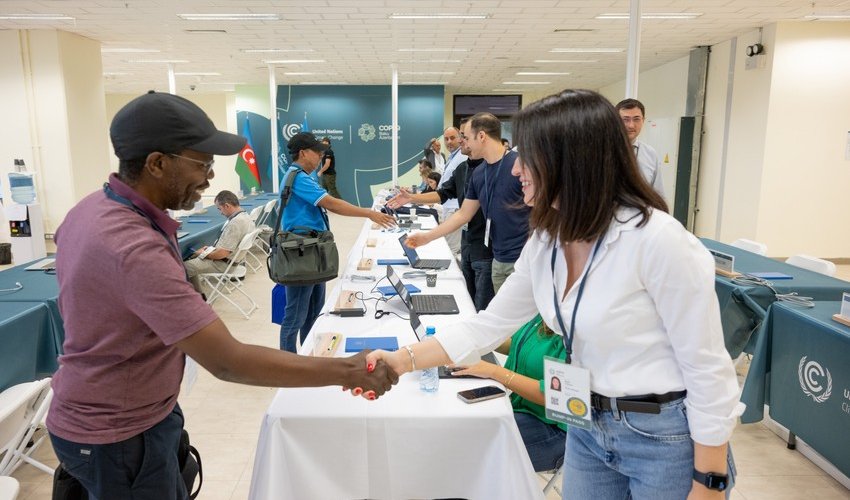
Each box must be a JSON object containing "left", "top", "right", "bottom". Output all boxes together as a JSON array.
[{"left": 590, "top": 390, "right": 686, "bottom": 415}]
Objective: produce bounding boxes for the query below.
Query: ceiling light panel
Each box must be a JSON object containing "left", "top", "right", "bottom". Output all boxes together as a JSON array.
[{"left": 178, "top": 13, "right": 280, "bottom": 21}]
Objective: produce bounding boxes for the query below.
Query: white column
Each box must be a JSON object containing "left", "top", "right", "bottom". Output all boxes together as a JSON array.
[
  {"left": 167, "top": 63, "right": 176, "bottom": 95},
  {"left": 269, "top": 65, "right": 279, "bottom": 192},
  {"left": 625, "top": 0, "right": 642, "bottom": 98},
  {"left": 391, "top": 64, "right": 398, "bottom": 186}
]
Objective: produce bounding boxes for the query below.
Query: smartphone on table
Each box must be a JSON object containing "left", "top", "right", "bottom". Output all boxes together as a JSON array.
[{"left": 457, "top": 386, "right": 506, "bottom": 404}]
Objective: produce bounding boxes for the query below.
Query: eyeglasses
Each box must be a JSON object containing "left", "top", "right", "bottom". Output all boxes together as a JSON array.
[{"left": 169, "top": 154, "right": 215, "bottom": 174}]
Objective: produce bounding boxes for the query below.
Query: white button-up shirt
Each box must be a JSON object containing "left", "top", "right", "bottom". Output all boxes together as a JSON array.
[
  {"left": 437, "top": 148, "right": 468, "bottom": 211},
  {"left": 435, "top": 207, "right": 744, "bottom": 445},
  {"left": 634, "top": 139, "right": 665, "bottom": 198}
]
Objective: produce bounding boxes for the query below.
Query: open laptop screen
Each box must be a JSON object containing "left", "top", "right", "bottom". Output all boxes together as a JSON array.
[
  {"left": 398, "top": 234, "right": 419, "bottom": 265},
  {"left": 386, "top": 265, "right": 413, "bottom": 309}
]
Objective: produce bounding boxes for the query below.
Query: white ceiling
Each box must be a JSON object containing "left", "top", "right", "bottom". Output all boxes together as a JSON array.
[{"left": 2, "top": 0, "right": 850, "bottom": 95}]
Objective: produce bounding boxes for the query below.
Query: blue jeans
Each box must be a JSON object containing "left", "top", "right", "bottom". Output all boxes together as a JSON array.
[
  {"left": 460, "top": 252, "right": 494, "bottom": 312},
  {"left": 50, "top": 405, "right": 187, "bottom": 500},
  {"left": 279, "top": 283, "right": 325, "bottom": 352},
  {"left": 562, "top": 398, "right": 737, "bottom": 499},
  {"left": 514, "top": 411, "right": 567, "bottom": 472}
]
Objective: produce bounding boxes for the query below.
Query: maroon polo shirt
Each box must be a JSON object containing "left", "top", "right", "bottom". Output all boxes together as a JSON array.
[{"left": 47, "top": 174, "right": 218, "bottom": 444}]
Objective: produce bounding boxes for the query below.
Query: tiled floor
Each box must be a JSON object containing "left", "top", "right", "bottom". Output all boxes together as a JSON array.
[{"left": 8, "top": 223, "right": 850, "bottom": 499}]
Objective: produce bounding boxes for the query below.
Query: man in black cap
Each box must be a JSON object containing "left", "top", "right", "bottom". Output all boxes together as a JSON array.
[
  {"left": 278, "top": 131, "right": 395, "bottom": 353},
  {"left": 47, "top": 92, "right": 398, "bottom": 499}
]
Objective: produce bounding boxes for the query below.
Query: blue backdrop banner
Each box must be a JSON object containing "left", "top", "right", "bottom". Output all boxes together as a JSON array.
[{"left": 266, "top": 85, "right": 444, "bottom": 206}]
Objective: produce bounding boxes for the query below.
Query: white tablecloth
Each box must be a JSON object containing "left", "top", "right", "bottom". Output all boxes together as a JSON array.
[{"left": 249, "top": 215, "right": 543, "bottom": 500}]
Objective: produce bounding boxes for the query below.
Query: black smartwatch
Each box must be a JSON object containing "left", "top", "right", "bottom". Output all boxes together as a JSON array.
[{"left": 693, "top": 469, "right": 729, "bottom": 491}]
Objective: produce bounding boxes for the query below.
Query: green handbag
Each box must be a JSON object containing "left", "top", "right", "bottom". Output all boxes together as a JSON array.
[{"left": 266, "top": 168, "right": 340, "bottom": 286}]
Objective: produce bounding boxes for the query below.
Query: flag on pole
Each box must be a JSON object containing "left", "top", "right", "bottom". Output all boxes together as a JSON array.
[
  {"left": 301, "top": 112, "right": 310, "bottom": 132},
  {"left": 235, "top": 119, "right": 261, "bottom": 189}
]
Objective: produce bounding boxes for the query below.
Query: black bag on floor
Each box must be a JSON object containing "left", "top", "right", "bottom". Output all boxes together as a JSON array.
[
  {"left": 178, "top": 429, "right": 203, "bottom": 499},
  {"left": 52, "top": 464, "right": 89, "bottom": 500}
]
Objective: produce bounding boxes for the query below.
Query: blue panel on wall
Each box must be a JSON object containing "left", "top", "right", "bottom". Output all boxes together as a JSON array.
[{"left": 270, "top": 85, "right": 444, "bottom": 206}]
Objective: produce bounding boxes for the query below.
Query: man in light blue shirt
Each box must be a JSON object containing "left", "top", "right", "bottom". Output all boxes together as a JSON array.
[
  {"left": 436, "top": 126, "right": 467, "bottom": 255},
  {"left": 616, "top": 98, "right": 665, "bottom": 198},
  {"left": 279, "top": 132, "right": 395, "bottom": 352}
]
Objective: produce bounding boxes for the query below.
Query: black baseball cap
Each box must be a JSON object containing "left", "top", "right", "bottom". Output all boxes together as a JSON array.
[
  {"left": 287, "top": 132, "right": 329, "bottom": 157},
  {"left": 110, "top": 90, "right": 246, "bottom": 160}
]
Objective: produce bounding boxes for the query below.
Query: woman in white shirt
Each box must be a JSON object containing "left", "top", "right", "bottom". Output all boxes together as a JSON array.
[{"left": 366, "top": 89, "right": 743, "bottom": 499}]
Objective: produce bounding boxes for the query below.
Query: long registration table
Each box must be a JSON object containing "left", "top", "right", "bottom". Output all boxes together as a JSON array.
[
  {"left": 701, "top": 239, "right": 850, "bottom": 357},
  {"left": 249, "top": 215, "right": 543, "bottom": 500},
  {"left": 741, "top": 301, "right": 850, "bottom": 478}
]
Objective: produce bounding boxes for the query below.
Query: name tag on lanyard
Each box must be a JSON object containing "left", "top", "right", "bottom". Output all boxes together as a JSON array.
[
  {"left": 484, "top": 218, "right": 491, "bottom": 247},
  {"left": 545, "top": 357, "right": 591, "bottom": 429}
]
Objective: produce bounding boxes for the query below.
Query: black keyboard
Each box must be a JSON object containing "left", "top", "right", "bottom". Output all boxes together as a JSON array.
[
  {"left": 412, "top": 295, "right": 442, "bottom": 313},
  {"left": 417, "top": 259, "right": 445, "bottom": 268}
]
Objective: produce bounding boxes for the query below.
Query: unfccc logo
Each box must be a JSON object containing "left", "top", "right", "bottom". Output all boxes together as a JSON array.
[
  {"left": 358, "top": 123, "right": 376, "bottom": 142},
  {"left": 798, "top": 356, "right": 832, "bottom": 403},
  {"left": 282, "top": 123, "right": 301, "bottom": 141}
]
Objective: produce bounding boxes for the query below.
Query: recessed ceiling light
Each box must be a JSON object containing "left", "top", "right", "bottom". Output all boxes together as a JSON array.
[
  {"left": 402, "top": 82, "right": 448, "bottom": 85},
  {"left": 401, "top": 71, "right": 455, "bottom": 75},
  {"left": 516, "top": 72, "right": 570, "bottom": 76},
  {"left": 243, "top": 49, "right": 314, "bottom": 53},
  {"left": 127, "top": 59, "right": 190, "bottom": 64},
  {"left": 299, "top": 82, "right": 349, "bottom": 85},
  {"left": 198, "top": 82, "right": 246, "bottom": 85},
  {"left": 101, "top": 48, "right": 161, "bottom": 53},
  {"left": 174, "top": 72, "right": 221, "bottom": 76},
  {"left": 502, "top": 81, "right": 551, "bottom": 85},
  {"left": 398, "top": 48, "right": 469, "bottom": 52},
  {"left": 425, "top": 59, "right": 462, "bottom": 63},
  {"left": 390, "top": 13, "right": 489, "bottom": 20},
  {"left": 263, "top": 59, "right": 326, "bottom": 64},
  {"left": 0, "top": 14, "right": 74, "bottom": 20},
  {"left": 184, "top": 29, "right": 227, "bottom": 34},
  {"left": 595, "top": 13, "right": 702, "bottom": 20},
  {"left": 283, "top": 72, "right": 338, "bottom": 76},
  {"left": 178, "top": 13, "right": 280, "bottom": 21},
  {"left": 103, "top": 72, "right": 129, "bottom": 76},
  {"left": 553, "top": 28, "right": 596, "bottom": 33},
  {"left": 804, "top": 13, "right": 850, "bottom": 20},
  {"left": 550, "top": 48, "right": 623, "bottom": 53},
  {"left": 491, "top": 89, "right": 526, "bottom": 92},
  {"left": 535, "top": 59, "right": 599, "bottom": 63}
]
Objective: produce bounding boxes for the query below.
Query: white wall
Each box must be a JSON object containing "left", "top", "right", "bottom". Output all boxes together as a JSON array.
[
  {"left": 756, "top": 22, "right": 850, "bottom": 257},
  {"left": 599, "top": 55, "right": 690, "bottom": 208},
  {"left": 0, "top": 30, "right": 111, "bottom": 235},
  {"left": 105, "top": 91, "right": 240, "bottom": 204},
  {"left": 697, "top": 22, "right": 850, "bottom": 258}
]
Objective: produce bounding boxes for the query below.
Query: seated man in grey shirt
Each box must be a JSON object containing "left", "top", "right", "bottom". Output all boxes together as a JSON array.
[{"left": 184, "top": 190, "right": 255, "bottom": 291}]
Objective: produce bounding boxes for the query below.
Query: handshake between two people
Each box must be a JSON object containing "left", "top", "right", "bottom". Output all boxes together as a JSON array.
[{"left": 341, "top": 351, "right": 400, "bottom": 400}]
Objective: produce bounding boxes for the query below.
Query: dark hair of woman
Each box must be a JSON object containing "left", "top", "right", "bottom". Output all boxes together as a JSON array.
[{"left": 513, "top": 89, "right": 667, "bottom": 245}]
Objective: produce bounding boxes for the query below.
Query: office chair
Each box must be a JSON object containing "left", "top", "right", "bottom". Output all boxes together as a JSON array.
[
  {"left": 0, "top": 378, "right": 54, "bottom": 477},
  {"left": 786, "top": 254, "right": 836, "bottom": 277},
  {"left": 731, "top": 238, "right": 768, "bottom": 256},
  {"left": 199, "top": 229, "right": 262, "bottom": 319}
]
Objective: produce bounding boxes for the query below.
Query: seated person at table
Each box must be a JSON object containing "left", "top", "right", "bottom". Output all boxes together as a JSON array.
[
  {"left": 451, "top": 314, "right": 567, "bottom": 472},
  {"left": 422, "top": 171, "right": 441, "bottom": 194},
  {"left": 417, "top": 159, "right": 434, "bottom": 192},
  {"left": 184, "top": 190, "right": 254, "bottom": 292}
]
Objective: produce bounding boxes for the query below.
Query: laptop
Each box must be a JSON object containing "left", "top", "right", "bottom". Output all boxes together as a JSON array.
[
  {"left": 398, "top": 234, "right": 451, "bottom": 270},
  {"left": 387, "top": 265, "right": 459, "bottom": 315},
  {"left": 408, "top": 310, "right": 498, "bottom": 378},
  {"left": 25, "top": 258, "right": 55, "bottom": 271}
]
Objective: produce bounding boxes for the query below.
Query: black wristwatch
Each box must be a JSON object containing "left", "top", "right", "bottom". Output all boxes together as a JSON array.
[{"left": 693, "top": 469, "right": 729, "bottom": 491}]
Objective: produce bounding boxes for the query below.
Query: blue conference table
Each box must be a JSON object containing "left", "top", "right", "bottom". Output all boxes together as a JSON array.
[
  {"left": 177, "top": 192, "right": 278, "bottom": 258},
  {"left": 0, "top": 261, "right": 63, "bottom": 386},
  {"left": 741, "top": 301, "right": 850, "bottom": 478},
  {"left": 700, "top": 239, "right": 850, "bottom": 357},
  {"left": 0, "top": 302, "right": 54, "bottom": 391}
]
